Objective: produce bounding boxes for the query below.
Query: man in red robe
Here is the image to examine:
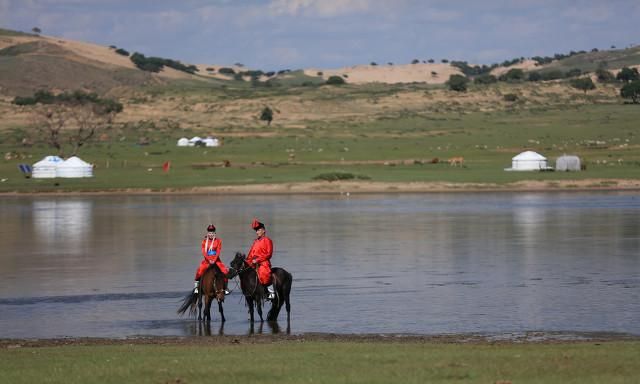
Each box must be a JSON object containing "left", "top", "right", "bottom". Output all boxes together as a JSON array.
[
  {"left": 247, "top": 218, "right": 275, "bottom": 300},
  {"left": 194, "top": 224, "right": 229, "bottom": 295}
]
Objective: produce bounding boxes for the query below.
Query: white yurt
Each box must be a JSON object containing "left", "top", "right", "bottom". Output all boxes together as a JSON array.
[
  {"left": 188, "top": 136, "right": 203, "bottom": 146},
  {"left": 555, "top": 155, "right": 581, "bottom": 171},
  {"left": 177, "top": 137, "right": 189, "bottom": 147},
  {"left": 32, "top": 155, "right": 64, "bottom": 178},
  {"left": 509, "top": 151, "right": 547, "bottom": 171},
  {"left": 203, "top": 137, "right": 220, "bottom": 147},
  {"left": 56, "top": 156, "right": 93, "bottom": 178}
]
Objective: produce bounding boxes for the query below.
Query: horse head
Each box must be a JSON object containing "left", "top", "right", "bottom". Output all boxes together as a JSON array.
[{"left": 227, "top": 252, "right": 247, "bottom": 278}]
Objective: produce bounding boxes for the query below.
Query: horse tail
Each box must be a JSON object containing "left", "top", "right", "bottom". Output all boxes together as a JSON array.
[{"left": 177, "top": 290, "right": 198, "bottom": 317}]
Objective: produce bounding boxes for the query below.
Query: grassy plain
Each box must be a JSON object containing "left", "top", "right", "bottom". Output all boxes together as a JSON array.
[
  {"left": 1, "top": 80, "right": 639, "bottom": 193},
  {"left": 1, "top": 339, "right": 639, "bottom": 384}
]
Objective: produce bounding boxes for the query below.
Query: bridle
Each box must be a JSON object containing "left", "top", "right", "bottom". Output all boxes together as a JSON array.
[{"left": 228, "top": 258, "right": 260, "bottom": 297}]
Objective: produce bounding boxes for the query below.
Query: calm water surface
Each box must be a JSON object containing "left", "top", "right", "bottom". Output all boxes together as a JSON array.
[{"left": 0, "top": 192, "right": 639, "bottom": 338}]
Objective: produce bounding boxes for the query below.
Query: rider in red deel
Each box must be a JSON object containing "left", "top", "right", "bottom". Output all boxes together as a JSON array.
[
  {"left": 194, "top": 224, "right": 229, "bottom": 295},
  {"left": 247, "top": 218, "right": 275, "bottom": 300}
]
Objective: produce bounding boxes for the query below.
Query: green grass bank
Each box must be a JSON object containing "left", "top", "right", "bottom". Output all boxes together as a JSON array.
[{"left": 1, "top": 340, "right": 639, "bottom": 383}]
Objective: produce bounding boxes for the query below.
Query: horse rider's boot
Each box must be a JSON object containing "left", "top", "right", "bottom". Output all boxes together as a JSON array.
[
  {"left": 193, "top": 280, "right": 199, "bottom": 294},
  {"left": 266, "top": 284, "right": 275, "bottom": 300},
  {"left": 223, "top": 280, "right": 230, "bottom": 295}
]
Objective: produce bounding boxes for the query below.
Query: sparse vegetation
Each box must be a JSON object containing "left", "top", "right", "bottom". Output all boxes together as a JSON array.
[{"left": 130, "top": 52, "right": 198, "bottom": 74}]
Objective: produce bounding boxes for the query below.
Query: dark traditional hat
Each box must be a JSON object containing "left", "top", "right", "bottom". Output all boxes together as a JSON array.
[
  {"left": 251, "top": 218, "right": 265, "bottom": 230},
  {"left": 206, "top": 224, "right": 216, "bottom": 232}
]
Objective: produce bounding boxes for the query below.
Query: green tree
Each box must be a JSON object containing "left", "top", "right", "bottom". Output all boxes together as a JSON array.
[
  {"left": 260, "top": 106, "right": 274, "bottom": 125},
  {"left": 447, "top": 74, "right": 469, "bottom": 92},
  {"left": 616, "top": 67, "right": 640, "bottom": 83},
  {"left": 570, "top": 77, "right": 596, "bottom": 94},
  {"left": 32, "top": 27, "right": 41, "bottom": 34},
  {"left": 528, "top": 72, "right": 542, "bottom": 82},
  {"left": 620, "top": 80, "right": 640, "bottom": 103}
]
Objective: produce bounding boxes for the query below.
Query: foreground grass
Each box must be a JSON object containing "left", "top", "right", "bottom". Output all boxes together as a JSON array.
[{"left": 1, "top": 341, "right": 639, "bottom": 383}]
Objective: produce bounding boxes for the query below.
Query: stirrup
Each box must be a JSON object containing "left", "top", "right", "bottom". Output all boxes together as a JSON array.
[
  {"left": 193, "top": 287, "right": 199, "bottom": 294},
  {"left": 224, "top": 289, "right": 230, "bottom": 295}
]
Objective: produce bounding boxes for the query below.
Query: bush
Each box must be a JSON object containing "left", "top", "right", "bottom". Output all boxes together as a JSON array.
[
  {"left": 565, "top": 68, "right": 583, "bottom": 78},
  {"left": 617, "top": 67, "right": 640, "bottom": 83},
  {"left": 326, "top": 76, "right": 346, "bottom": 85},
  {"left": 115, "top": 48, "right": 129, "bottom": 56},
  {"left": 503, "top": 93, "right": 519, "bottom": 102},
  {"left": 218, "top": 67, "right": 235, "bottom": 75},
  {"left": 130, "top": 52, "right": 198, "bottom": 74},
  {"left": 499, "top": 68, "right": 525, "bottom": 82},
  {"left": 474, "top": 74, "right": 497, "bottom": 85},
  {"left": 312, "top": 172, "right": 370, "bottom": 182},
  {"left": 528, "top": 72, "right": 542, "bottom": 82},
  {"left": 447, "top": 74, "right": 469, "bottom": 92},
  {"left": 596, "top": 68, "right": 615, "bottom": 83}
]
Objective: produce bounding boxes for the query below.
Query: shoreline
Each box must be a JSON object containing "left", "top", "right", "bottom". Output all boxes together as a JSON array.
[
  {"left": 2, "top": 331, "right": 639, "bottom": 348},
  {"left": 2, "top": 179, "right": 640, "bottom": 196}
]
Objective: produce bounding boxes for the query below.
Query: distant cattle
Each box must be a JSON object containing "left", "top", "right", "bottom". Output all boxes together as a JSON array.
[{"left": 448, "top": 156, "right": 464, "bottom": 167}]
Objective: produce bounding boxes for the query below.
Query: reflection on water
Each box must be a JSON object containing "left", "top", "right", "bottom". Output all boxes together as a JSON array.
[
  {"left": 33, "top": 200, "right": 93, "bottom": 247},
  {"left": 0, "top": 192, "right": 639, "bottom": 338}
]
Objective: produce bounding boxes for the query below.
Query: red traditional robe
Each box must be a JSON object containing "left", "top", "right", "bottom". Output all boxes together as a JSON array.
[
  {"left": 195, "top": 236, "right": 228, "bottom": 280},
  {"left": 247, "top": 235, "right": 273, "bottom": 285}
]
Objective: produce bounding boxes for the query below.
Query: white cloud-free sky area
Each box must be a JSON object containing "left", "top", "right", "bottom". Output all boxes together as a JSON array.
[{"left": 1, "top": 0, "right": 638, "bottom": 70}]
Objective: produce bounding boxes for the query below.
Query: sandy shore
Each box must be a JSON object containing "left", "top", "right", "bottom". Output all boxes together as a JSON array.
[{"left": 2, "top": 179, "right": 640, "bottom": 196}]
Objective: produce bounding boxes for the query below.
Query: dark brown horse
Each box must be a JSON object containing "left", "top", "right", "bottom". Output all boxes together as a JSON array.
[
  {"left": 228, "top": 252, "right": 292, "bottom": 322},
  {"left": 177, "top": 264, "right": 225, "bottom": 322}
]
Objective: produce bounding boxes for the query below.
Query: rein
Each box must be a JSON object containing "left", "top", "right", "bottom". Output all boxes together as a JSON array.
[{"left": 229, "top": 261, "right": 260, "bottom": 298}]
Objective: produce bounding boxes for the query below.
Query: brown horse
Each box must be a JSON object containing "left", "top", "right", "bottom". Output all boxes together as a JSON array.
[
  {"left": 177, "top": 264, "right": 225, "bottom": 322},
  {"left": 228, "top": 252, "right": 292, "bottom": 322}
]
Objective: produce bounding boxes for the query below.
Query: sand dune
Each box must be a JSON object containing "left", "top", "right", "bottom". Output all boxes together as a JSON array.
[{"left": 305, "top": 63, "right": 462, "bottom": 84}]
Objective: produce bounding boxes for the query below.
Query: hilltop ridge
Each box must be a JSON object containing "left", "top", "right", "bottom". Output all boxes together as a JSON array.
[{"left": 1, "top": 28, "right": 639, "bottom": 97}]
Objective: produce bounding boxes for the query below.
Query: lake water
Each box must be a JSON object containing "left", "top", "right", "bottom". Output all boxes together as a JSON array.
[{"left": 0, "top": 192, "right": 639, "bottom": 338}]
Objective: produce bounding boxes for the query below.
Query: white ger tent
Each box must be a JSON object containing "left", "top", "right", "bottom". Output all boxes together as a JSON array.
[
  {"left": 202, "top": 137, "right": 220, "bottom": 147},
  {"left": 508, "top": 151, "right": 547, "bottom": 171},
  {"left": 32, "top": 155, "right": 64, "bottom": 178},
  {"left": 555, "top": 155, "right": 581, "bottom": 171},
  {"left": 177, "top": 137, "right": 189, "bottom": 147},
  {"left": 56, "top": 156, "right": 93, "bottom": 178}
]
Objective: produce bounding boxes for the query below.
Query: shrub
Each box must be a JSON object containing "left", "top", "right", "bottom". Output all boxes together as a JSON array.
[
  {"left": 503, "top": 93, "right": 518, "bottom": 102},
  {"left": 499, "top": 68, "right": 525, "bottom": 82},
  {"left": 115, "top": 48, "right": 129, "bottom": 56},
  {"left": 474, "top": 74, "right": 497, "bottom": 84},
  {"left": 218, "top": 67, "right": 236, "bottom": 75},
  {"left": 528, "top": 72, "right": 542, "bottom": 82},
  {"left": 326, "top": 76, "right": 346, "bottom": 85},
  {"left": 447, "top": 74, "right": 469, "bottom": 92},
  {"left": 312, "top": 172, "right": 370, "bottom": 182}
]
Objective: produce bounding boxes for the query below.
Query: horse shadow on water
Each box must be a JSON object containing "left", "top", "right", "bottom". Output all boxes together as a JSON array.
[
  {"left": 227, "top": 252, "right": 292, "bottom": 323},
  {"left": 177, "top": 264, "right": 226, "bottom": 322}
]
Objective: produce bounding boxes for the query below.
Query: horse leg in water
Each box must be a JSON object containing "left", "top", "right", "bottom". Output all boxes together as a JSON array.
[
  {"left": 197, "top": 294, "right": 203, "bottom": 321},
  {"left": 203, "top": 294, "right": 213, "bottom": 321},
  {"left": 217, "top": 299, "right": 225, "bottom": 322},
  {"left": 256, "top": 299, "right": 264, "bottom": 322},
  {"left": 246, "top": 296, "right": 255, "bottom": 322}
]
